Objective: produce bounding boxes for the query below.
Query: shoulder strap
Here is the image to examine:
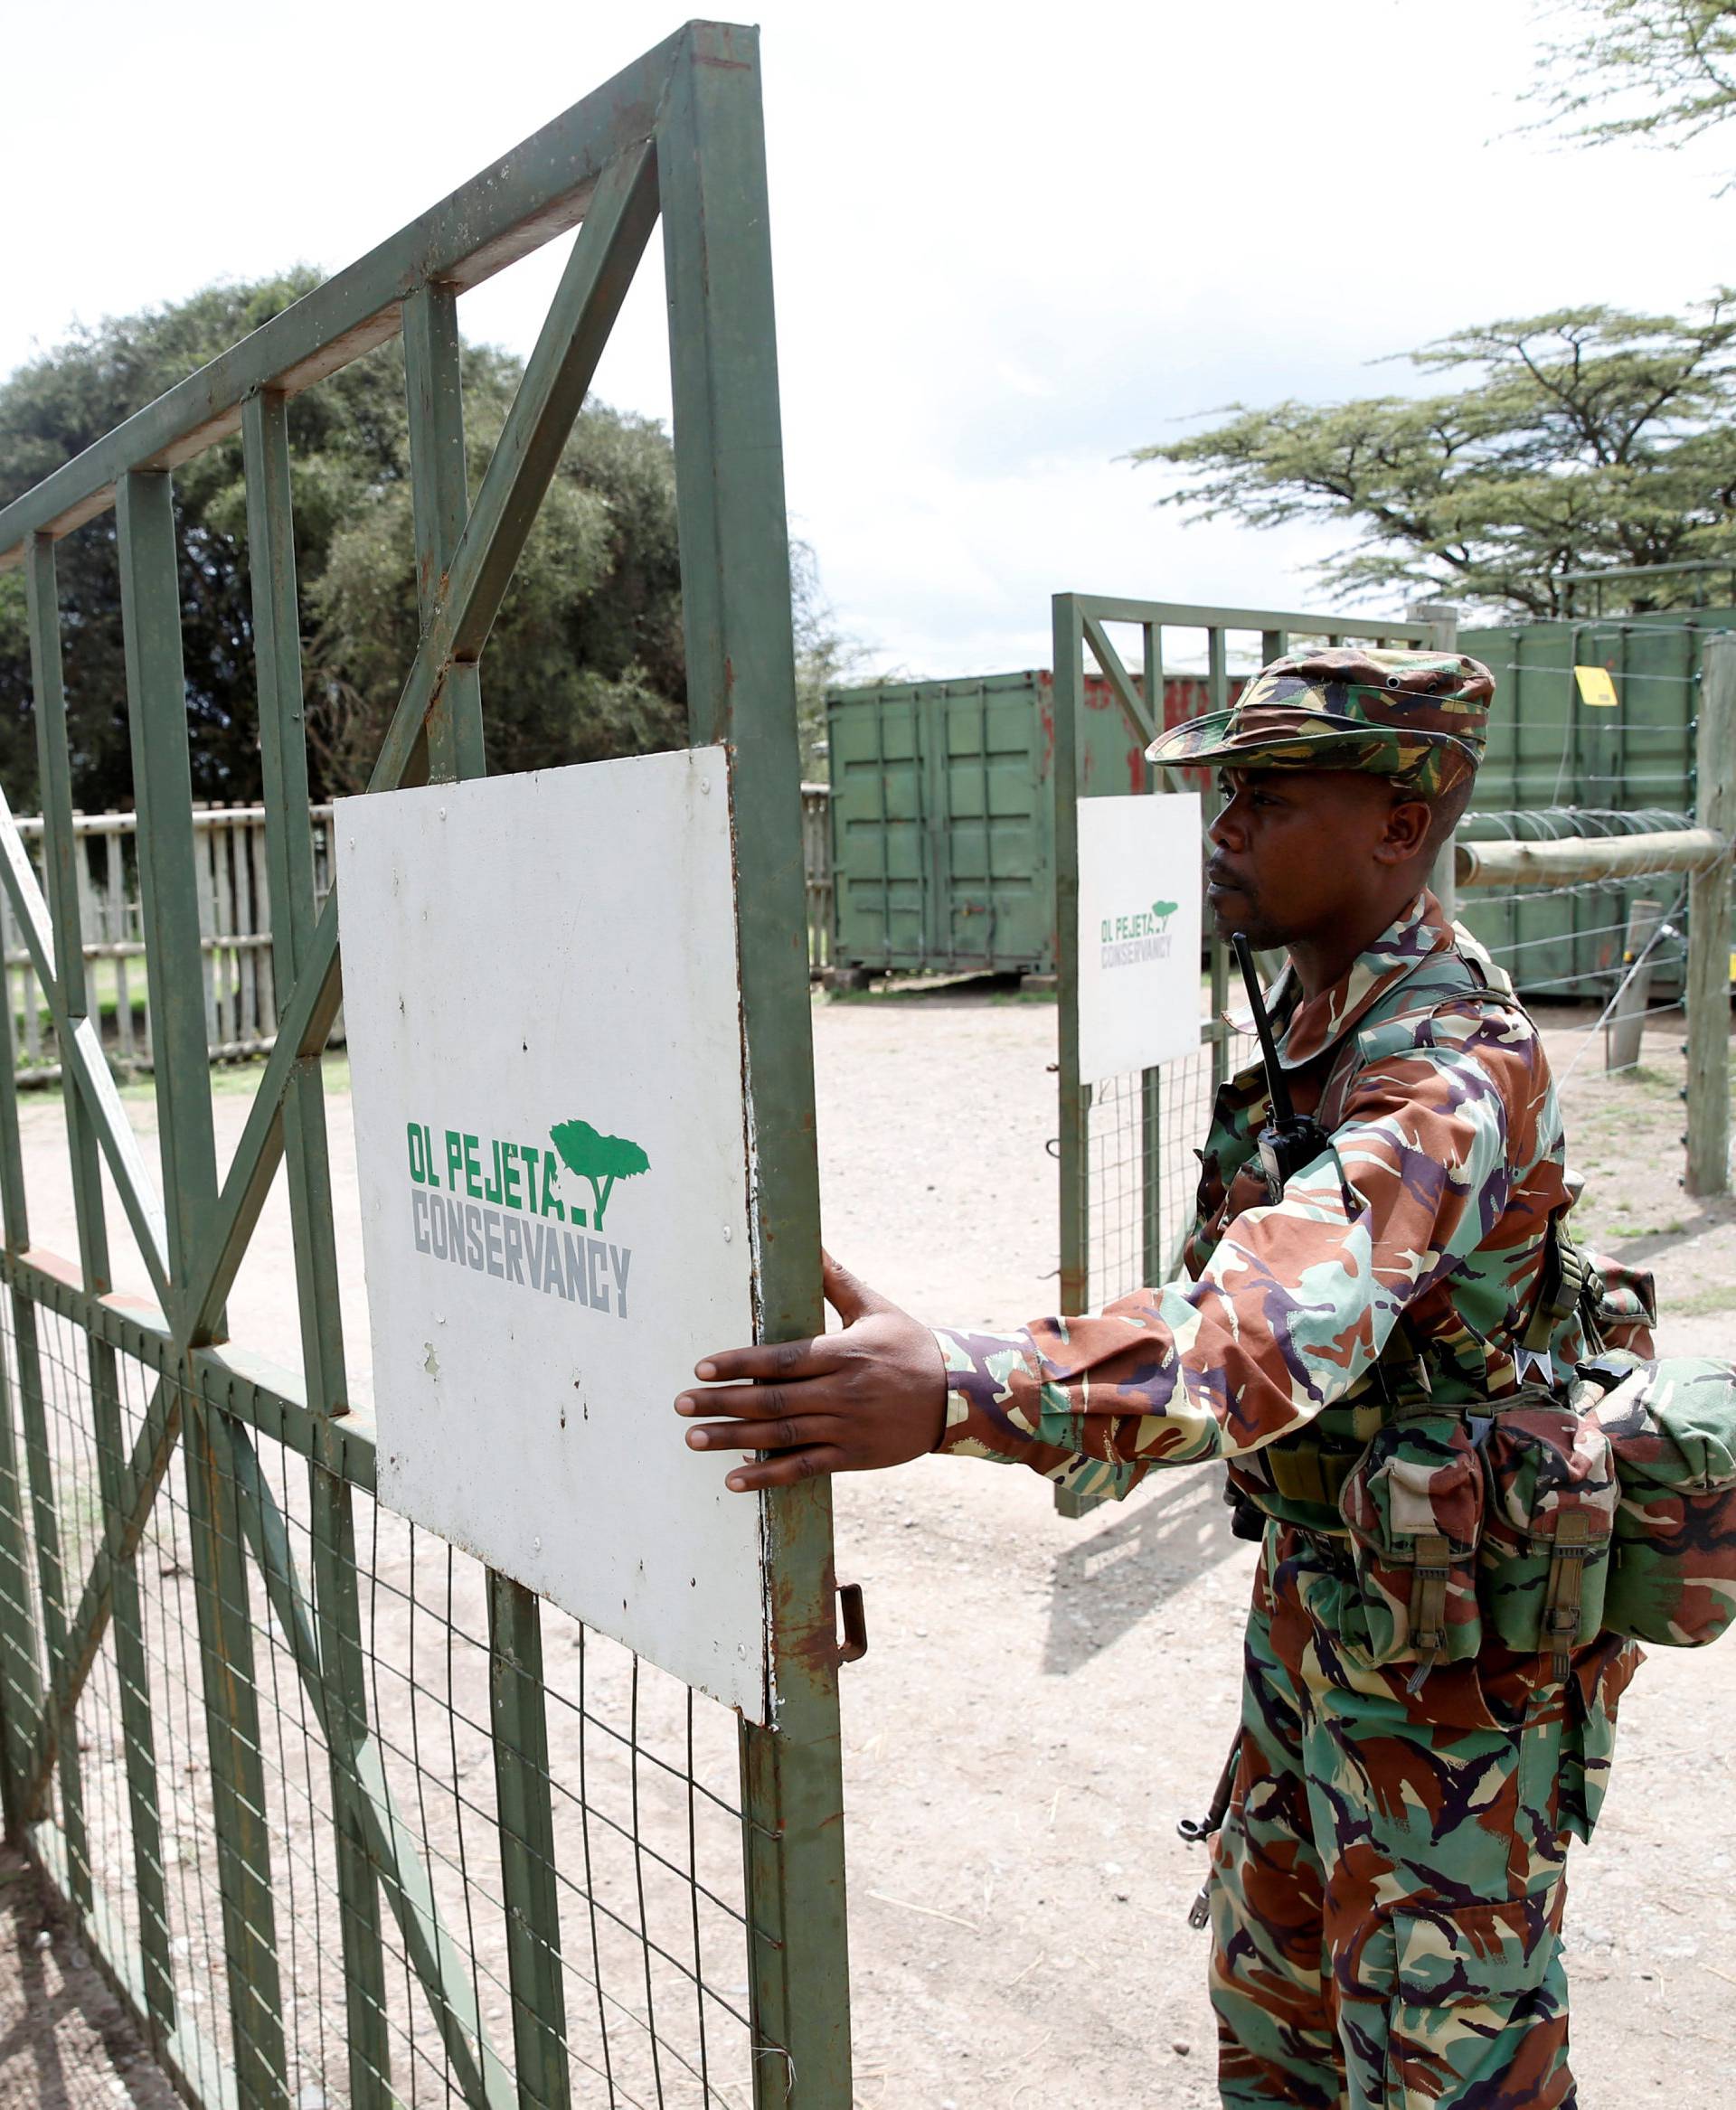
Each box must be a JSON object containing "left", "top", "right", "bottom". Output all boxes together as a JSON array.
[{"left": 1523, "top": 1216, "right": 1593, "bottom": 1356}]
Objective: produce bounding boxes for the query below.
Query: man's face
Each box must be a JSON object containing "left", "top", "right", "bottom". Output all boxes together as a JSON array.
[{"left": 1204, "top": 766, "right": 1425, "bottom": 949}]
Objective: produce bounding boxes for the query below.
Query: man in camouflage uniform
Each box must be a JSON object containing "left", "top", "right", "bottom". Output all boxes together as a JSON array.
[{"left": 674, "top": 647, "right": 1648, "bottom": 2107}]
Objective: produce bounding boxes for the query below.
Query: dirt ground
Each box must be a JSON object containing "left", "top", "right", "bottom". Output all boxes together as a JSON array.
[
  {"left": 813, "top": 987, "right": 1736, "bottom": 2107},
  {"left": 5, "top": 984, "right": 1735, "bottom": 2106},
  {"left": 0, "top": 1842, "right": 177, "bottom": 2110}
]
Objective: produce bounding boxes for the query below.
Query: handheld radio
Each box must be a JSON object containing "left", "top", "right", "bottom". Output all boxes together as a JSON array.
[{"left": 1231, "top": 933, "right": 1332, "bottom": 1203}]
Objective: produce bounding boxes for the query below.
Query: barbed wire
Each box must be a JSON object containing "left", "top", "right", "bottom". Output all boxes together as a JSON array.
[{"left": 1466, "top": 805, "right": 1694, "bottom": 836}]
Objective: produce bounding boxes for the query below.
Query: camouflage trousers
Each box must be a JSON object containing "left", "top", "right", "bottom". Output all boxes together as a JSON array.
[{"left": 1207, "top": 1523, "right": 1638, "bottom": 2107}]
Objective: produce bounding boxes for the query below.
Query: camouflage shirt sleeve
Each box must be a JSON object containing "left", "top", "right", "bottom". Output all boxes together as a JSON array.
[{"left": 932, "top": 1032, "right": 1523, "bottom": 1482}]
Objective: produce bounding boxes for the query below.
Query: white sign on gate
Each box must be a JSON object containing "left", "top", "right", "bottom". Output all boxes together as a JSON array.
[
  {"left": 336, "top": 749, "right": 774, "bottom": 1720},
  {"left": 1076, "top": 792, "right": 1204, "bottom": 1084}
]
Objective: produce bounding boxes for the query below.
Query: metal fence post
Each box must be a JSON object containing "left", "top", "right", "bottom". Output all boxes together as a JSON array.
[
  {"left": 1140, "top": 620, "right": 1165, "bottom": 1287},
  {"left": 28, "top": 532, "right": 175, "bottom": 2031},
  {"left": 0, "top": 1040, "right": 44, "bottom": 1846},
  {"left": 242, "top": 390, "right": 393, "bottom": 2110},
  {"left": 487, "top": 1576, "right": 571, "bottom": 2110},
  {"left": 1687, "top": 636, "right": 1734, "bottom": 1196},
  {"left": 1053, "top": 595, "right": 1088, "bottom": 1317},
  {"left": 0, "top": 919, "right": 89, "bottom": 1914},
  {"left": 1051, "top": 598, "right": 1100, "bottom": 1521},
  {"left": 660, "top": 27, "right": 851, "bottom": 2105},
  {"left": 119, "top": 467, "right": 288, "bottom": 2106},
  {"left": 405, "top": 282, "right": 487, "bottom": 784}
]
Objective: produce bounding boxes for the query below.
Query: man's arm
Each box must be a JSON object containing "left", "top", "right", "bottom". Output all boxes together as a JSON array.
[{"left": 677, "top": 1030, "right": 1529, "bottom": 1493}]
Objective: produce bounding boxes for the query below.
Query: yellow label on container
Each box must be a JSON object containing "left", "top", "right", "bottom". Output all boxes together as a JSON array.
[{"left": 1575, "top": 664, "right": 1619, "bottom": 708}]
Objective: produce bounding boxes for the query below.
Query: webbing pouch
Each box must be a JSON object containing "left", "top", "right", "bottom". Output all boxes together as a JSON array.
[
  {"left": 1580, "top": 1355, "right": 1736, "bottom": 1648},
  {"left": 1582, "top": 1248, "right": 1657, "bottom": 1356},
  {"left": 1476, "top": 1403, "right": 1617, "bottom": 1673},
  {"left": 1337, "top": 1414, "right": 1483, "bottom": 1674}
]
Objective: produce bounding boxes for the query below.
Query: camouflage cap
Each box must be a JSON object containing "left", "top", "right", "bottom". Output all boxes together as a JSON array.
[{"left": 1145, "top": 645, "right": 1495, "bottom": 800}]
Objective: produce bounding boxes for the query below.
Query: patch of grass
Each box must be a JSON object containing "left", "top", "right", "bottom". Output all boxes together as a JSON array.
[
  {"left": 118, "top": 1047, "right": 352, "bottom": 1104},
  {"left": 1673, "top": 1282, "right": 1736, "bottom": 1319},
  {"left": 1585, "top": 1063, "right": 1681, "bottom": 1104},
  {"left": 1618, "top": 1065, "right": 1681, "bottom": 1098},
  {"left": 1605, "top": 1217, "right": 1689, "bottom": 1242}
]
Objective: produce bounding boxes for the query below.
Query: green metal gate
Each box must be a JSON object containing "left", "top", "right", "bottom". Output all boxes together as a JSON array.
[
  {"left": 1050, "top": 595, "right": 1446, "bottom": 1518},
  {"left": 0, "top": 24, "right": 851, "bottom": 2108}
]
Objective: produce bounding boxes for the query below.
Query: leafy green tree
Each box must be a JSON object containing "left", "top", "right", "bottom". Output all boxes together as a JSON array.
[
  {"left": 302, "top": 372, "right": 686, "bottom": 794},
  {"left": 1527, "top": 3, "right": 1736, "bottom": 185},
  {"left": 0, "top": 274, "right": 688, "bottom": 811},
  {"left": 549, "top": 1119, "right": 650, "bottom": 1231},
  {"left": 789, "top": 534, "right": 865, "bottom": 778},
  {"left": 1132, "top": 297, "right": 1736, "bottom": 617},
  {"left": 0, "top": 278, "right": 326, "bottom": 813}
]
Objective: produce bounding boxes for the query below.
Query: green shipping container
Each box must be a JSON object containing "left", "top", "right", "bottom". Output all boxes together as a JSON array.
[
  {"left": 1457, "top": 609, "right": 1732, "bottom": 998},
  {"left": 1459, "top": 609, "right": 1727, "bottom": 811},
  {"left": 826, "top": 669, "right": 1215, "bottom": 977}
]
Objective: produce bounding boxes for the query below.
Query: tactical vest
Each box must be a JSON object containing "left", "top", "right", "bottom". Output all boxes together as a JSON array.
[
  {"left": 1198, "top": 932, "right": 1736, "bottom": 1678},
  {"left": 1207, "top": 932, "right": 1565, "bottom": 1540}
]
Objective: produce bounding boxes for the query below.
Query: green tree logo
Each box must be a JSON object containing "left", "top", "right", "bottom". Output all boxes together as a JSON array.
[
  {"left": 549, "top": 1120, "right": 651, "bottom": 1230},
  {"left": 1151, "top": 899, "right": 1179, "bottom": 928}
]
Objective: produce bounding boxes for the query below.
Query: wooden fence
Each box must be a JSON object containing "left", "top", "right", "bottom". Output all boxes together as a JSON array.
[
  {"left": 3, "top": 805, "right": 340, "bottom": 1080},
  {"left": 5, "top": 793, "right": 828, "bottom": 1082}
]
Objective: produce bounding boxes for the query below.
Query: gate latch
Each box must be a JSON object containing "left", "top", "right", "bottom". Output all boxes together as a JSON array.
[{"left": 837, "top": 1582, "right": 868, "bottom": 1664}]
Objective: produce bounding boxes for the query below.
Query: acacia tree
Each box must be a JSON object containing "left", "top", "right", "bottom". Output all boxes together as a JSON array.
[
  {"left": 1132, "top": 297, "right": 1736, "bottom": 617},
  {"left": 1527, "top": 2, "right": 1736, "bottom": 185}
]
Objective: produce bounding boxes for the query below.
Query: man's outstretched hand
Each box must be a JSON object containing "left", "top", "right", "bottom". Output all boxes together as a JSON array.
[{"left": 675, "top": 1251, "right": 948, "bottom": 1492}]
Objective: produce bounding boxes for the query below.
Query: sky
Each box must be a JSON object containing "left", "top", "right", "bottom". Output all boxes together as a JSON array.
[{"left": 4, "top": 0, "right": 1733, "bottom": 679}]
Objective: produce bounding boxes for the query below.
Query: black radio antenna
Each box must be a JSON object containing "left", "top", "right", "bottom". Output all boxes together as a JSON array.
[{"left": 1231, "top": 933, "right": 1296, "bottom": 1126}]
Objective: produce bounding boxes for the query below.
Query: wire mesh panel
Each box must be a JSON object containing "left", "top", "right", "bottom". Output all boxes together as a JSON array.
[
  {"left": 0, "top": 26, "right": 851, "bottom": 2110},
  {"left": 0, "top": 1296, "right": 764, "bottom": 2107},
  {"left": 1080, "top": 1050, "right": 1218, "bottom": 1313}
]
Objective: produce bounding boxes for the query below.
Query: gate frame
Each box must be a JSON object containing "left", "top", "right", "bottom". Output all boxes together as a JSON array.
[
  {"left": 1049, "top": 595, "right": 1448, "bottom": 1518},
  {"left": 0, "top": 24, "right": 851, "bottom": 2108}
]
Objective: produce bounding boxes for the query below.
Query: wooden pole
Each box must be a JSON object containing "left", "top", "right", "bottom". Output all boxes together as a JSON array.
[
  {"left": 1686, "top": 636, "right": 1735, "bottom": 1196},
  {"left": 1456, "top": 827, "right": 1723, "bottom": 890}
]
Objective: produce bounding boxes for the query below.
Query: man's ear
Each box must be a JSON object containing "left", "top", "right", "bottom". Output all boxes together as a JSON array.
[{"left": 1373, "top": 794, "right": 1433, "bottom": 866}]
